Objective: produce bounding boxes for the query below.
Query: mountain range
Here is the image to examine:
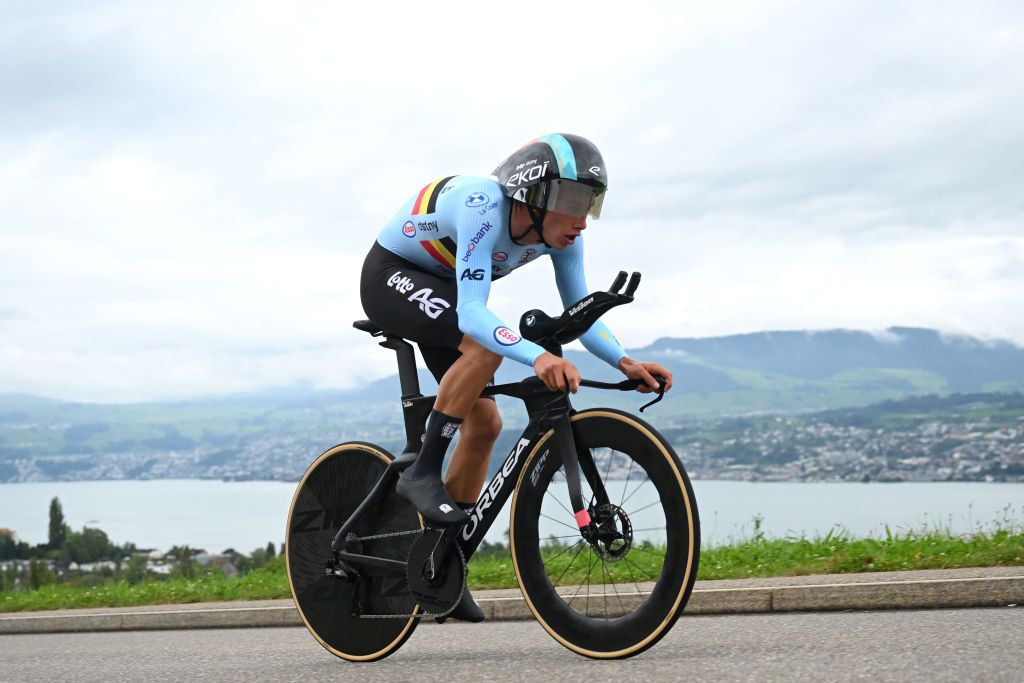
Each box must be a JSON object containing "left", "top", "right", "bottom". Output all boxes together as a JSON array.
[
  {"left": 370, "top": 326, "right": 1024, "bottom": 414},
  {"left": 1, "top": 327, "right": 1022, "bottom": 482}
]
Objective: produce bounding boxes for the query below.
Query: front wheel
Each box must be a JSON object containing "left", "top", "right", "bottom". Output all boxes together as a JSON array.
[{"left": 510, "top": 409, "right": 700, "bottom": 659}]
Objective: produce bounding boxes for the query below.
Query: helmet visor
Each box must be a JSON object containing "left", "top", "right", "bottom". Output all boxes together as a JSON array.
[
  {"left": 522, "top": 180, "right": 606, "bottom": 219},
  {"left": 548, "top": 179, "right": 605, "bottom": 219}
]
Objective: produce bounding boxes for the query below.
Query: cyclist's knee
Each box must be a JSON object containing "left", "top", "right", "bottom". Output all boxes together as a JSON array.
[{"left": 463, "top": 400, "right": 502, "bottom": 444}]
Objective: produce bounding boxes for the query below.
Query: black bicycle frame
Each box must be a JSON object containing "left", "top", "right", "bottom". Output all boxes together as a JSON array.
[{"left": 328, "top": 334, "right": 641, "bottom": 575}]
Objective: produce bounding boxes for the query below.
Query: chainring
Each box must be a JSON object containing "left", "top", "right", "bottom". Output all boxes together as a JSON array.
[{"left": 405, "top": 528, "right": 466, "bottom": 617}]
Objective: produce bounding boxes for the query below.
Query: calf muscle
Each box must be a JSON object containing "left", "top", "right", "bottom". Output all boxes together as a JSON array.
[{"left": 436, "top": 338, "right": 503, "bottom": 502}]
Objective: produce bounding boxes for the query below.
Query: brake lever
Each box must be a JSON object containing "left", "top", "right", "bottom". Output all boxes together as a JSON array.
[{"left": 639, "top": 376, "right": 667, "bottom": 413}]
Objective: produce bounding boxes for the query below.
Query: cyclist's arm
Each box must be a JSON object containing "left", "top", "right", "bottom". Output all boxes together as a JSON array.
[
  {"left": 550, "top": 235, "right": 629, "bottom": 368},
  {"left": 454, "top": 192, "right": 547, "bottom": 367}
]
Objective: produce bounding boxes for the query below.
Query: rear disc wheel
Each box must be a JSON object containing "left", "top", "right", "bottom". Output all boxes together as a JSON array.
[{"left": 286, "top": 442, "right": 422, "bottom": 662}]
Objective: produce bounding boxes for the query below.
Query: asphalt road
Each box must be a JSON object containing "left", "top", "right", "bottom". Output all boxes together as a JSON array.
[{"left": 3, "top": 607, "right": 1022, "bottom": 682}]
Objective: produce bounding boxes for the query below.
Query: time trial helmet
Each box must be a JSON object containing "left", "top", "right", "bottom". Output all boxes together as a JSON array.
[{"left": 492, "top": 133, "right": 607, "bottom": 219}]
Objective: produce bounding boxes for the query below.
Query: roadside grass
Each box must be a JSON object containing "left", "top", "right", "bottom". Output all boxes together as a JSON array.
[
  {"left": 468, "top": 519, "right": 1024, "bottom": 588},
  {"left": 0, "top": 558, "right": 288, "bottom": 613},
  {"left": 3, "top": 518, "right": 1023, "bottom": 613},
  {"left": 697, "top": 526, "right": 1024, "bottom": 580}
]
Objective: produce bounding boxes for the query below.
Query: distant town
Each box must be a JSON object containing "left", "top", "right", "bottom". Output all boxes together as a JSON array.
[
  {"left": 3, "top": 392, "right": 1021, "bottom": 484},
  {"left": 674, "top": 413, "right": 1024, "bottom": 483}
]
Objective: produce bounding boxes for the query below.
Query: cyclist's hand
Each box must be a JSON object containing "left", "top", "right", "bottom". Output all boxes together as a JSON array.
[
  {"left": 534, "top": 353, "right": 581, "bottom": 393},
  {"left": 618, "top": 358, "right": 673, "bottom": 394}
]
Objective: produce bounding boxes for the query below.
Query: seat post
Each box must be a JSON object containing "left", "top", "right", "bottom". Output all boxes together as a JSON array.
[
  {"left": 352, "top": 320, "right": 431, "bottom": 454},
  {"left": 378, "top": 336, "right": 421, "bottom": 398}
]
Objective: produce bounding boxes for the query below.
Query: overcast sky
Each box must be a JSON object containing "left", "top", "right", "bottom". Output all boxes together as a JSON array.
[{"left": 1, "top": 1, "right": 1022, "bottom": 403}]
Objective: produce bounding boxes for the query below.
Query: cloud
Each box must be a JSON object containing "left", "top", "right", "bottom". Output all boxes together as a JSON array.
[{"left": 1, "top": 1, "right": 1023, "bottom": 401}]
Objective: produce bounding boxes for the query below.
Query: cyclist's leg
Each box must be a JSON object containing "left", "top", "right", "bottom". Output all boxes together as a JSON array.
[
  {"left": 360, "top": 243, "right": 491, "bottom": 525},
  {"left": 444, "top": 397, "right": 502, "bottom": 502},
  {"left": 397, "top": 337, "right": 501, "bottom": 524},
  {"left": 359, "top": 244, "right": 495, "bottom": 619},
  {"left": 418, "top": 341, "right": 501, "bottom": 502},
  {"left": 418, "top": 341, "right": 500, "bottom": 623}
]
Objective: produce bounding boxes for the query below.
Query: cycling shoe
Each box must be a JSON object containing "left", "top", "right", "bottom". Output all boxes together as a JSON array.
[
  {"left": 396, "top": 473, "right": 470, "bottom": 527},
  {"left": 436, "top": 588, "right": 485, "bottom": 624}
]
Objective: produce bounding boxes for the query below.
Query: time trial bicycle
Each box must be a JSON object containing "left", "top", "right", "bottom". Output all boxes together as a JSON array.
[{"left": 285, "top": 271, "right": 700, "bottom": 660}]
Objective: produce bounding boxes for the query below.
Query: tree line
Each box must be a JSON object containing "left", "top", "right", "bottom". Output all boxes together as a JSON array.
[{"left": 0, "top": 497, "right": 279, "bottom": 593}]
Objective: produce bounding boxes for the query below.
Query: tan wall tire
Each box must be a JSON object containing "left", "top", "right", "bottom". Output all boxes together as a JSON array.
[
  {"left": 286, "top": 441, "right": 422, "bottom": 662},
  {"left": 509, "top": 409, "right": 700, "bottom": 659}
]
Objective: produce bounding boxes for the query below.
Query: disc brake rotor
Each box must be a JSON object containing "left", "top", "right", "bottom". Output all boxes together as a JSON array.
[
  {"left": 406, "top": 528, "right": 466, "bottom": 617},
  {"left": 592, "top": 503, "right": 632, "bottom": 562}
]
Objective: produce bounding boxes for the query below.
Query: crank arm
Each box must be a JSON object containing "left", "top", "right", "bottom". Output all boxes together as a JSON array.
[{"left": 420, "top": 528, "right": 460, "bottom": 582}]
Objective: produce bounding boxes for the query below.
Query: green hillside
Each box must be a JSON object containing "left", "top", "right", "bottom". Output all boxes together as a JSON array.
[{"left": 1, "top": 327, "right": 1022, "bottom": 482}]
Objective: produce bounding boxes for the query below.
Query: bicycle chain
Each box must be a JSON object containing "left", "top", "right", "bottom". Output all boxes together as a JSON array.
[
  {"left": 344, "top": 528, "right": 461, "bottom": 620},
  {"left": 348, "top": 529, "right": 422, "bottom": 543},
  {"left": 358, "top": 610, "right": 433, "bottom": 620}
]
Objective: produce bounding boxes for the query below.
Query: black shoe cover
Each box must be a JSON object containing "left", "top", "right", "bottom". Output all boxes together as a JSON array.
[
  {"left": 396, "top": 473, "right": 470, "bottom": 527},
  {"left": 436, "top": 588, "right": 485, "bottom": 624}
]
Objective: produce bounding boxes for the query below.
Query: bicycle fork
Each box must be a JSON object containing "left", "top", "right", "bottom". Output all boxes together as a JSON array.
[{"left": 549, "top": 415, "right": 610, "bottom": 539}]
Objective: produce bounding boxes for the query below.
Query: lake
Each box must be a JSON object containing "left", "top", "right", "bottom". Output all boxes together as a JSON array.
[{"left": 1, "top": 479, "right": 1022, "bottom": 553}]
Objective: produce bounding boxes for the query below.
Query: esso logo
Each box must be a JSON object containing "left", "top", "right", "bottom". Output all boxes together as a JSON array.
[
  {"left": 493, "top": 326, "right": 520, "bottom": 346},
  {"left": 402, "top": 221, "right": 416, "bottom": 238},
  {"left": 493, "top": 252, "right": 507, "bottom": 262}
]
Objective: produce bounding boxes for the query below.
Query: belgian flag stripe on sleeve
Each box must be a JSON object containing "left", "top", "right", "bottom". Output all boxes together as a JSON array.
[
  {"left": 421, "top": 237, "right": 457, "bottom": 270},
  {"left": 412, "top": 176, "right": 456, "bottom": 215},
  {"left": 425, "top": 176, "right": 455, "bottom": 213},
  {"left": 412, "top": 183, "right": 432, "bottom": 214}
]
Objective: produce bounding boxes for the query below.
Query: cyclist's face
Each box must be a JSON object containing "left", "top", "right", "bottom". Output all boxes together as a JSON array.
[{"left": 543, "top": 210, "right": 587, "bottom": 249}]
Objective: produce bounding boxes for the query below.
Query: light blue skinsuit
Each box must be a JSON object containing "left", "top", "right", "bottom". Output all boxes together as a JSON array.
[{"left": 375, "top": 175, "right": 627, "bottom": 369}]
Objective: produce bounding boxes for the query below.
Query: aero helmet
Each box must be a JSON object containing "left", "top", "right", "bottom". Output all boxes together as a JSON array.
[{"left": 492, "top": 134, "right": 607, "bottom": 246}]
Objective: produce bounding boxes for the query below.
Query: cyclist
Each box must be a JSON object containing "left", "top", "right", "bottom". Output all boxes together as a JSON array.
[{"left": 359, "top": 134, "right": 673, "bottom": 621}]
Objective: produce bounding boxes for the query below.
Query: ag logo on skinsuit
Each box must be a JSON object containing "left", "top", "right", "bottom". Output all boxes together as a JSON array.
[
  {"left": 408, "top": 288, "right": 451, "bottom": 319},
  {"left": 387, "top": 271, "right": 451, "bottom": 319},
  {"left": 465, "top": 192, "right": 489, "bottom": 207},
  {"left": 493, "top": 326, "right": 520, "bottom": 346},
  {"left": 461, "top": 268, "right": 485, "bottom": 281}
]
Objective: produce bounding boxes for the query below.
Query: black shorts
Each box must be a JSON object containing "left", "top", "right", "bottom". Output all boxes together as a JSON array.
[{"left": 360, "top": 241, "right": 488, "bottom": 387}]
